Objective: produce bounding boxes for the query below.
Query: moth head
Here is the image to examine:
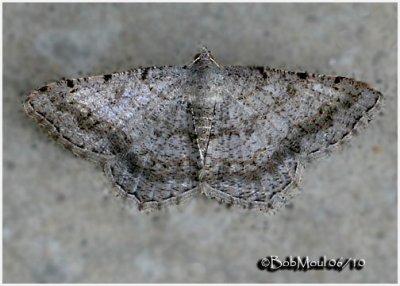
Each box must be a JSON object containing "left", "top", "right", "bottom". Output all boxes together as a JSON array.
[{"left": 192, "top": 47, "right": 220, "bottom": 67}]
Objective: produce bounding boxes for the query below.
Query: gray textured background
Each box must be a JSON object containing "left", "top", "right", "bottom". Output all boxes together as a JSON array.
[{"left": 3, "top": 3, "right": 397, "bottom": 283}]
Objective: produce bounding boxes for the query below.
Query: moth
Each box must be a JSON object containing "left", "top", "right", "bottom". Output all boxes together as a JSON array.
[{"left": 24, "top": 48, "right": 382, "bottom": 212}]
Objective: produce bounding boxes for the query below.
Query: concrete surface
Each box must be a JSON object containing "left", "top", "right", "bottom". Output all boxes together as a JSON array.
[{"left": 3, "top": 3, "right": 397, "bottom": 283}]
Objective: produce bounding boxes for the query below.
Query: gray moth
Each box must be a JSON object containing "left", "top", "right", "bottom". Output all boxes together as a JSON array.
[{"left": 24, "top": 48, "right": 382, "bottom": 212}]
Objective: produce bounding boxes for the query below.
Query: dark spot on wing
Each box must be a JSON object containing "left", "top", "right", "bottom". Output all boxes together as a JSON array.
[
  {"left": 66, "top": 79, "right": 74, "bottom": 88},
  {"left": 255, "top": 67, "right": 267, "bottom": 79},
  {"left": 38, "top": 86, "right": 48, "bottom": 92},
  {"left": 104, "top": 74, "right": 112, "bottom": 82},
  {"left": 334, "top": 76, "right": 344, "bottom": 84},
  {"left": 297, "top": 72, "right": 308, "bottom": 80}
]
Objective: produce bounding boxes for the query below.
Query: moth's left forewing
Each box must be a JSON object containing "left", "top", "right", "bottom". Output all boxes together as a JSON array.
[{"left": 239, "top": 67, "right": 383, "bottom": 160}]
